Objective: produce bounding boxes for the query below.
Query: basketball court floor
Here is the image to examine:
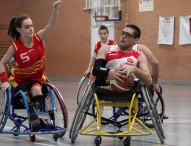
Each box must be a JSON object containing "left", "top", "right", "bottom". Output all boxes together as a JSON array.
[{"left": 0, "top": 80, "right": 190, "bottom": 146}]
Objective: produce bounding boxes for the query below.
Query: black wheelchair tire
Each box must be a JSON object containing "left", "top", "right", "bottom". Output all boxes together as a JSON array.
[
  {"left": 70, "top": 83, "right": 93, "bottom": 143},
  {"left": 140, "top": 84, "right": 165, "bottom": 144},
  {"left": 143, "top": 90, "right": 165, "bottom": 128},
  {"left": 46, "top": 83, "right": 68, "bottom": 137},
  {"left": 76, "top": 76, "right": 89, "bottom": 105},
  {"left": 0, "top": 88, "right": 11, "bottom": 131}
]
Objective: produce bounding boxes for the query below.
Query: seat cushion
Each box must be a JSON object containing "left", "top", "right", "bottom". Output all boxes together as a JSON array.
[{"left": 95, "top": 86, "right": 135, "bottom": 102}]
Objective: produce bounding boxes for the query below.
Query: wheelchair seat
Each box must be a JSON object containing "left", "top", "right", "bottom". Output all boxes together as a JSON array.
[
  {"left": 11, "top": 83, "right": 49, "bottom": 109},
  {"left": 94, "top": 80, "right": 143, "bottom": 102},
  {"left": 95, "top": 86, "right": 134, "bottom": 102}
]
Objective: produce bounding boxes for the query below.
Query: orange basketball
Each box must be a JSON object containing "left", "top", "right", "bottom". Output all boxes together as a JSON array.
[{"left": 110, "top": 73, "right": 134, "bottom": 92}]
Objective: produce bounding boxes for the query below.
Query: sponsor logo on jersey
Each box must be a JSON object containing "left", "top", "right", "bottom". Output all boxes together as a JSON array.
[{"left": 126, "top": 58, "right": 134, "bottom": 64}]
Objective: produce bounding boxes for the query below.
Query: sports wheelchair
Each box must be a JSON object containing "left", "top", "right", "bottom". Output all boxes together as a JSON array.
[
  {"left": 76, "top": 76, "right": 165, "bottom": 128},
  {"left": 91, "top": 84, "right": 165, "bottom": 128},
  {"left": 0, "top": 82, "right": 68, "bottom": 142},
  {"left": 70, "top": 79, "right": 165, "bottom": 146}
]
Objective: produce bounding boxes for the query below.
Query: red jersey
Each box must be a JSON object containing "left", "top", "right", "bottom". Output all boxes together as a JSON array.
[
  {"left": 92, "top": 39, "right": 117, "bottom": 58},
  {"left": 9, "top": 33, "right": 46, "bottom": 87}
]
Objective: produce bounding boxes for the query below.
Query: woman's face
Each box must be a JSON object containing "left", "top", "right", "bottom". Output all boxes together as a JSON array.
[{"left": 17, "top": 18, "right": 34, "bottom": 39}]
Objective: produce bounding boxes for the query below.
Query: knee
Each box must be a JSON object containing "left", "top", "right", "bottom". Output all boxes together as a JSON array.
[{"left": 30, "top": 85, "right": 42, "bottom": 96}]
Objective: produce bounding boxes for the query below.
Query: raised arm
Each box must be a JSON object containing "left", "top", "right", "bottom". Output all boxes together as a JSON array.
[{"left": 37, "top": 0, "right": 62, "bottom": 41}]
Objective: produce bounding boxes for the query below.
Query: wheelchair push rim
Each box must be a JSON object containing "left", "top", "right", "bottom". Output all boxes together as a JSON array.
[
  {"left": 140, "top": 84, "right": 165, "bottom": 144},
  {"left": 0, "top": 88, "right": 11, "bottom": 132},
  {"left": 140, "top": 86, "right": 165, "bottom": 128},
  {"left": 76, "top": 76, "right": 90, "bottom": 105},
  {"left": 70, "top": 82, "right": 93, "bottom": 143}
]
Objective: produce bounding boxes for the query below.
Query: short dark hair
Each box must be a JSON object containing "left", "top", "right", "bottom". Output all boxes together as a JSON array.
[
  {"left": 7, "top": 15, "right": 30, "bottom": 40},
  {"left": 125, "top": 24, "right": 141, "bottom": 38},
  {"left": 98, "top": 25, "right": 109, "bottom": 34}
]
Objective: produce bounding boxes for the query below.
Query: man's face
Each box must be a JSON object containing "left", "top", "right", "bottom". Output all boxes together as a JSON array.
[
  {"left": 98, "top": 29, "right": 109, "bottom": 43},
  {"left": 119, "top": 27, "right": 136, "bottom": 49}
]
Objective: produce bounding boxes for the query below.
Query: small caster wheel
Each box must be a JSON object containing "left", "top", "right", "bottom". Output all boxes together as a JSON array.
[
  {"left": 58, "top": 132, "right": 66, "bottom": 138},
  {"left": 71, "top": 139, "right": 75, "bottom": 144},
  {"left": 117, "top": 130, "right": 123, "bottom": 140},
  {"left": 13, "top": 129, "right": 19, "bottom": 136},
  {"left": 94, "top": 136, "right": 102, "bottom": 146},
  {"left": 30, "top": 135, "right": 36, "bottom": 142},
  {"left": 123, "top": 136, "right": 131, "bottom": 146},
  {"left": 119, "top": 136, "right": 123, "bottom": 140},
  {"left": 16, "top": 119, "right": 22, "bottom": 123},
  {"left": 53, "top": 133, "right": 59, "bottom": 142}
]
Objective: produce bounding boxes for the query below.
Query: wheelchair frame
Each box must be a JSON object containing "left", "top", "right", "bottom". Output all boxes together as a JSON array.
[
  {"left": 91, "top": 87, "right": 165, "bottom": 128},
  {"left": 70, "top": 81, "right": 165, "bottom": 146},
  {"left": 77, "top": 76, "right": 165, "bottom": 128},
  {"left": 0, "top": 82, "right": 68, "bottom": 142}
]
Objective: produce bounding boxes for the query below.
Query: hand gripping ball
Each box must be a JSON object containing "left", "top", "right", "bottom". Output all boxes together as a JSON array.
[{"left": 110, "top": 73, "right": 134, "bottom": 92}]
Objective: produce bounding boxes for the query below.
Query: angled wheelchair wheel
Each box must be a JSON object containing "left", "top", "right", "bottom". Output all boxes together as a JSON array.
[
  {"left": 140, "top": 84, "right": 165, "bottom": 144},
  {"left": 140, "top": 85, "right": 165, "bottom": 128},
  {"left": 76, "top": 76, "right": 89, "bottom": 105},
  {"left": 0, "top": 88, "right": 11, "bottom": 131},
  {"left": 155, "top": 89, "right": 165, "bottom": 121},
  {"left": 150, "top": 85, "right": 165, "bottom": 120},
  {"left": 145, "top": 86, "right": 166, "bottom": 139},
  {"left": 70, "top": 82, "right": 94, "bottom": 143},
  {"left": 45, "top": 83, "right": 68, "bottom": 137}
]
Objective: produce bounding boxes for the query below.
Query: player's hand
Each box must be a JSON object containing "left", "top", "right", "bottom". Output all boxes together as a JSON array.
[
  {"left": 83, "top": 70, "right": 90, "bottom": 77},
  {"left": 1, "top": 82, "right": 11, "bottom": 92},
  {"left": 53, "top": 0, "right": 62, "bottom": 9},
  {"left": 108, "top": 68, "right": 125, "bottom": 83},
  {"left": 153, "top": 83, "right": 160, "bottom": 93},
  {"left": 115, "top": 64, "right": 134, "bottom": 77}
]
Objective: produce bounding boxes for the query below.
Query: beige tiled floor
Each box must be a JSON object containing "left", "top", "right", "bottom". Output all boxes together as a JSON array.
[{"left": 0, "top": 80, "right": 191, "bottom": 146}]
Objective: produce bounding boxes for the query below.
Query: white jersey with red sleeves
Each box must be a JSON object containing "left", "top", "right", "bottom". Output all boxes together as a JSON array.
[{"left": 105, "top": 45, "right": 142, "bottom": 69}]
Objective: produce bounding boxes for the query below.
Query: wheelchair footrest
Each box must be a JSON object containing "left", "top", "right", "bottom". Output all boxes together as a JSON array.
[
  {"left": 37, "top": 112, "right": 52, "bottom": 120},
  {"left": 29, "top": 113, "right": 41, "bottom": 130}
]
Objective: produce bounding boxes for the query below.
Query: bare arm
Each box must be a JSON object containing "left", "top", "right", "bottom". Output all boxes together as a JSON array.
[
  {"left": 85, "top": 45, "right": 108, "bottom": 76},
  {"left": 0, "top": 45, "right": 15, "bottom": 91},
  {"left": 96, "top": 45, "right": 109, "bottom": 60},
  {"left": 0, "top": 45, "right": 15, "bottom": 73},
  {"left": 138, "top": 44, "right": 160, "bottom": 90},
  {"left": 84, "top": 57, "right": 96, "bottom": 76},
  {"left": 134, "top": 54, "right": 153, "bottom": 85},
  {"left": 116, "top": 54, "right": 152, "bottom": 86},
  {"left": 37, "top": 0, "right": 62, "bottom": 42}
]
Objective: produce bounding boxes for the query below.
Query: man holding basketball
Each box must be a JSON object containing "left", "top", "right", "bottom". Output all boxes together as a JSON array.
[{"left": 92, "top": 24, "right": 152, "bottom": 90}]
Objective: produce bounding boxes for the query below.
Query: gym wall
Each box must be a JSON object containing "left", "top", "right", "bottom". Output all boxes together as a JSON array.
[{"left": 0, "top": 0, "right": 190, "bottom": 83}]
